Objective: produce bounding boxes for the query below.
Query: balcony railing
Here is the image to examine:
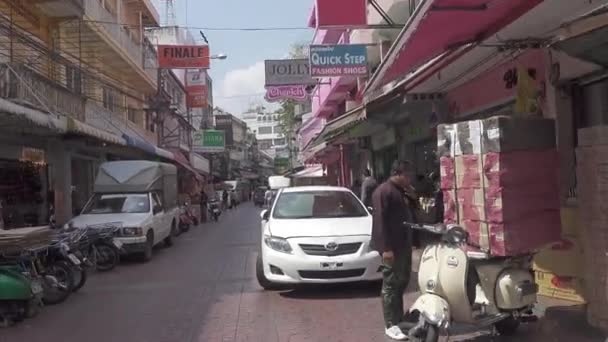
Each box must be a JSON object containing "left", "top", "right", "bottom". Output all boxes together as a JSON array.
[
  {"left": 85, "top": 101, "right": 157, "bottom": 145},
  {"left": 84, "top": 0, "right": 157, "bottom": 84},
  {"left": 0, "top": 63, "right": 85, "bottom": 120}
]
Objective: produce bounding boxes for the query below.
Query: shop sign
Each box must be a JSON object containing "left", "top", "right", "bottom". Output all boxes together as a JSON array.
[
  {"left": 315, "top": 0, "right": 367, "bottom": 28},
  {"left": 309, "top": 44, "right": 368, "bottom": 78},
  {"left": 158, "top": 45, "right": 210, "bottom": 69},
  {"left": 214, "top": 115, "right": 234, "bottom": 146},
  {"left": 21, "top": 147, "right": 45, "bottom": 164},
  {"left": 265, "top": 59, "right": 315, "bottom": 86},
  {"left": 265, "top": 85, "right": 309, "bottom": 103},
  {"left": 275, "top": 157, "right": 290, "bottom": 171},
  {"left": 192, "top": 130, "right": 225, "bottom": 153},
  {"left": 186, "top": 70, "right": 208, "bottom": 108},
  {"left": 371, "top": 128, "right": 396, "bottom": 151},
  {"left": 190, "top": 153, "right": 210, "bottom": 174}
]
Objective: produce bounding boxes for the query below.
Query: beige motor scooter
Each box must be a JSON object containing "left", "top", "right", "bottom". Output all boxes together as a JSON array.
[{"left": 399, "top": 223, "right": 538, "bottom": 342}]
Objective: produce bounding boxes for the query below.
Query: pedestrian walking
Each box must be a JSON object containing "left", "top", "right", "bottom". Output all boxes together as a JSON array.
[
  {"left": 360, "top": 169, "right": 377, "bottom": 207},
  {"left": 222, "top": 190, "right": 229, "bottom": 211},
  {"left": 264, "top": 188, "right": 273, "bottom": 208},
  {"left": 370, "top": 160, "right": 417, "bottom": 341},
  {"left": 200, "top": 189, "right": 208, "bottom": 223},
  {"left": 351, "top": 179, "right": 362, "bottom": 200}
]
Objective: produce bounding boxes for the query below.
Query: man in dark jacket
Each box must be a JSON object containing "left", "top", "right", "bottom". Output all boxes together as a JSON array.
[
  {"left": 371, "top": 160, "right": 416, "bottom": 340},
  {"left": 360, "top": 169, "right": 377, "bottom": 207}
]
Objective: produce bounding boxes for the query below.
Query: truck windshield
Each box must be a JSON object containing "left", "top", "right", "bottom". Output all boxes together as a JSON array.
[{"left": 82, "top": 193, "right": 150, "bottom": 214}]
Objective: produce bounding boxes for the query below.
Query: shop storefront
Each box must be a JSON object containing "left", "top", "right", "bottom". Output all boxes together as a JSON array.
[
  {"left": 0, "top": 144, "right": 50, "bottom": 228},
  {"left": 371, "top": 128, "right": 397, "bottom": 182},
  {"left": 70, "top": 151, "right": 102, "bottom": 215}
]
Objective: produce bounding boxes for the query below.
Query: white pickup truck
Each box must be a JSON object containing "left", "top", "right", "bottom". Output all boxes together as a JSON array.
[{"left": 67, "top": 161, "right": 180, "bottom": 262}]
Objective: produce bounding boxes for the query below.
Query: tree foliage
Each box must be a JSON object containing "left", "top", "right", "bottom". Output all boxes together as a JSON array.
[{"left": 276, "top": 42, "right": 308, "bottom": 141}]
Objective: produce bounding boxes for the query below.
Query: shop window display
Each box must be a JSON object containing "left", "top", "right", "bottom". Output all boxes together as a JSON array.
[{"left": 0, "top": 159, "right": 49, "bottom": 228}]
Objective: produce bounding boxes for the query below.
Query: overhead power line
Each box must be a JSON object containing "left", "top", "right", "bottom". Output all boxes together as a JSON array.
[{"left": 80, "top": 20, "right": 312, "bottom": 31}]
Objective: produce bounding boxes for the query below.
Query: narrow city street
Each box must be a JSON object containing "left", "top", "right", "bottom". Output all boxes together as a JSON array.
[{"left": 0, "top": 203, "right": 602, "bottom": 342}]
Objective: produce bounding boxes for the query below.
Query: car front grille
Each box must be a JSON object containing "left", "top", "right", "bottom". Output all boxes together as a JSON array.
[
  {"left": 299, "top": 242, "right": 362, "bottom": 256},
  {"left": 298, "top": 269, "right": 366, "bottom": 279}
]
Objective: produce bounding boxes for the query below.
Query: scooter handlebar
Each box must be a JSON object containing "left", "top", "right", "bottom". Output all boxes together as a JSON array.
[{"left": 404, "top": 222, "right": 447, "bottom": 235}]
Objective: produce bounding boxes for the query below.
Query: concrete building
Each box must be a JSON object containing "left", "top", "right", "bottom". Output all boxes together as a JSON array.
[{"left": 241, "top": 106, "right": 285, "bottom": 158}]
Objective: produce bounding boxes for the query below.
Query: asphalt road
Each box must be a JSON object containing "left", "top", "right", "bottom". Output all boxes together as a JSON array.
[{"left": 1, "top": 203, "right": 603, "bottom": 342}]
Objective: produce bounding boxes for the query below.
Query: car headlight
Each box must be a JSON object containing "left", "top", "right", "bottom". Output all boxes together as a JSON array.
[
  {"left": 263, "top": 235, "right": 292, "bottom": 254},
  {"left": 122, "top": 227, "right": 143, "bottom": 236}
]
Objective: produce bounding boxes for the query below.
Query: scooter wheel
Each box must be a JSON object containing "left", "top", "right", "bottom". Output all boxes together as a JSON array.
[{"left": 495, "top": 317, "right": 520, "bottom": 336}]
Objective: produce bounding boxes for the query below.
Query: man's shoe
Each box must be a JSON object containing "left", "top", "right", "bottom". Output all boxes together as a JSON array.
[{"left": 385, "top": 326, "right": 408, "bottom": 340}]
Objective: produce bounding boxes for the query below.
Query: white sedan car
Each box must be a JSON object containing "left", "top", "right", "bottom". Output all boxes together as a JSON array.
[{"left": 256, "top": 186, "right": 382, "bottom": 289}]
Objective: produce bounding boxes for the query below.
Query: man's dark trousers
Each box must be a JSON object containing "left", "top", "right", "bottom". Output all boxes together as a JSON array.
[{"left": 381, "top": 248, "right": 412, "bottom": 328}]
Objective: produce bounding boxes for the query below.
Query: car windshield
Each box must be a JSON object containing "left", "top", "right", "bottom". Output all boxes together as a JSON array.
[
  {"left": 272, "top": 190, "right": 368, "bottom": 219},
  {"left": 82, "top": 193, "right": 150, "bottom": 214}
]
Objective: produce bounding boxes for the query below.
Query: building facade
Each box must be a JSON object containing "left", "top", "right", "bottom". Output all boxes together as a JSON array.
[{"left": 241, "top": 106, "right": 285, "bottom": 158}]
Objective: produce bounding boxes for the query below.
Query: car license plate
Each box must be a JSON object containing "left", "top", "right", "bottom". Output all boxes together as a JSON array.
[
  {"left": 113, "top": 239, "right": 123, "bottom": 249},
  {"left": 320, "top": 262, "right": 343, "bottom": 270},
  {"left": 68, "top": 254, "right": 81, "bottom": 265},
  {"left": 31, "top": 281, "right": 43, "bottom": 295}
]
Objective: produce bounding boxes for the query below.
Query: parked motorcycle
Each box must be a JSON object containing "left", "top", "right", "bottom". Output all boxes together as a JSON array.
[
  {"left": 77, "top": 224, "right": 123, "bottom": 273},
  {"left": 50, "top": 228, "right": 90, "bottom": 292},
  {"left": 179, "top": 202, "right": 199, "bottom": 233},
  {"left": 398, "top": 223, "right": 538, "bottom": 341},
  {"left": 207, "top": 200, "right": 221, "bottom": 222},
  {"left": 0, "top": 261, "right": 43, "bottom": 327},
  {"left": 1, "top": 245, "right": 74, "bottom": 307}
]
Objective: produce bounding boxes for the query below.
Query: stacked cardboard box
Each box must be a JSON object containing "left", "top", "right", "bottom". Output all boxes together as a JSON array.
[
  {"left": 533, "top": 207, "right": 586, "bottom": 303},
  {"left": 438, "top": 115, "right": 561, "bottom": 256},
  {"left": 576, "top": 126, "right": 608, "bottom": 331}
]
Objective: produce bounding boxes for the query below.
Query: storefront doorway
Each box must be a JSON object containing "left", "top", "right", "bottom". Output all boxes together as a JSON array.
[
  {"left": 373, "top": 145, "right": 398, "bottom": 182},
  {"left": 0, "top": 157, "right": 49, "bottom": 228},
  {"left": 71, "top": 157, "right": 97, "bottom": 216}
]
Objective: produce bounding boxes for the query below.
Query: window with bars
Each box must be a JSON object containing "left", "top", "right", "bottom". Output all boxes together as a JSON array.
[
  {"left": 102, "top": 87, "right": 117, "bottom": 112},
  {"left": 127, "top": 108, "right": 138, "bottom": 123},
  {"left": 258, "top": 126, "right": 272, "bottom": 134},
  {"left": 65, "top": 66, "right": 82, "bottom": 94}
]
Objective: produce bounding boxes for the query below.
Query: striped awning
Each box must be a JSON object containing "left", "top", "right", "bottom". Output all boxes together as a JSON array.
[{"left": 67, "top": 117, "right": 126, "bottom": 146}]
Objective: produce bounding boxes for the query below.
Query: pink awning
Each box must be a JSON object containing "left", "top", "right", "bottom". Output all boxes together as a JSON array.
[
  {"left": 170, "top": 149, "right": 204, "bottom": 182},
  {"left": 366, "top": 0, "right": 544, "bottom": 93}
]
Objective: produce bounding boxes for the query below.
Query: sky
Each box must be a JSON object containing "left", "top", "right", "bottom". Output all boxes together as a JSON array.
[{"left": 160, "top": 0, "right": 314, "bottom": 116}]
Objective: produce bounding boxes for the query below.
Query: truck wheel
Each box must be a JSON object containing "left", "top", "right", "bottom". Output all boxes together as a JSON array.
[
  {"left": 164, "top": 228, "right": 174, "bottom": 247},
  {"left": 141, "top": 232, "right": 154, "bottom": 262}
]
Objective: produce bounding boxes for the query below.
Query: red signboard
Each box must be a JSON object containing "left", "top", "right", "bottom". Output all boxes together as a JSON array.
[
  {"left": 187, "top": 92, "right": 208, "bottom": 108},
  {"left": 186, "top": 70, "right": 208, "bottom": 108},
  {"left": 158, "top": 45, "right": 210, "bottom": 69},
  {"left": 315, "top": 0, "right": 367, "bottom": 28}
]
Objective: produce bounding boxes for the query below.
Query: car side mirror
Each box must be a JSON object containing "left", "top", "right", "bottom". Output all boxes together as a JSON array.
[
  {"left": 367, "top": 206, "right": 374, "bottom": 214},
  {"left": 153, "top": 205, "right": 162, "bottom": 214},
  {"left": 260, "top": 209, "right": 269, "bottom": 221}
]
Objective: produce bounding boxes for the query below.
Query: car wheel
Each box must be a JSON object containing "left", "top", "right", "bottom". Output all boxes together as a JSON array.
[
  {"left": 141, "top": 231, "right": 154, "bottom": 262},
  {"left": 256, "top": 254, "right": 281, "bottom": 291}
]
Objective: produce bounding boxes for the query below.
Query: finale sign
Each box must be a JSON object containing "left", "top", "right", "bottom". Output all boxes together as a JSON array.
[
  {"left": 309, "top": 44, "right": 368, "bottom": 78},
  {"left": 158, "top": 45, "right": 210, "bottom": 69}
]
